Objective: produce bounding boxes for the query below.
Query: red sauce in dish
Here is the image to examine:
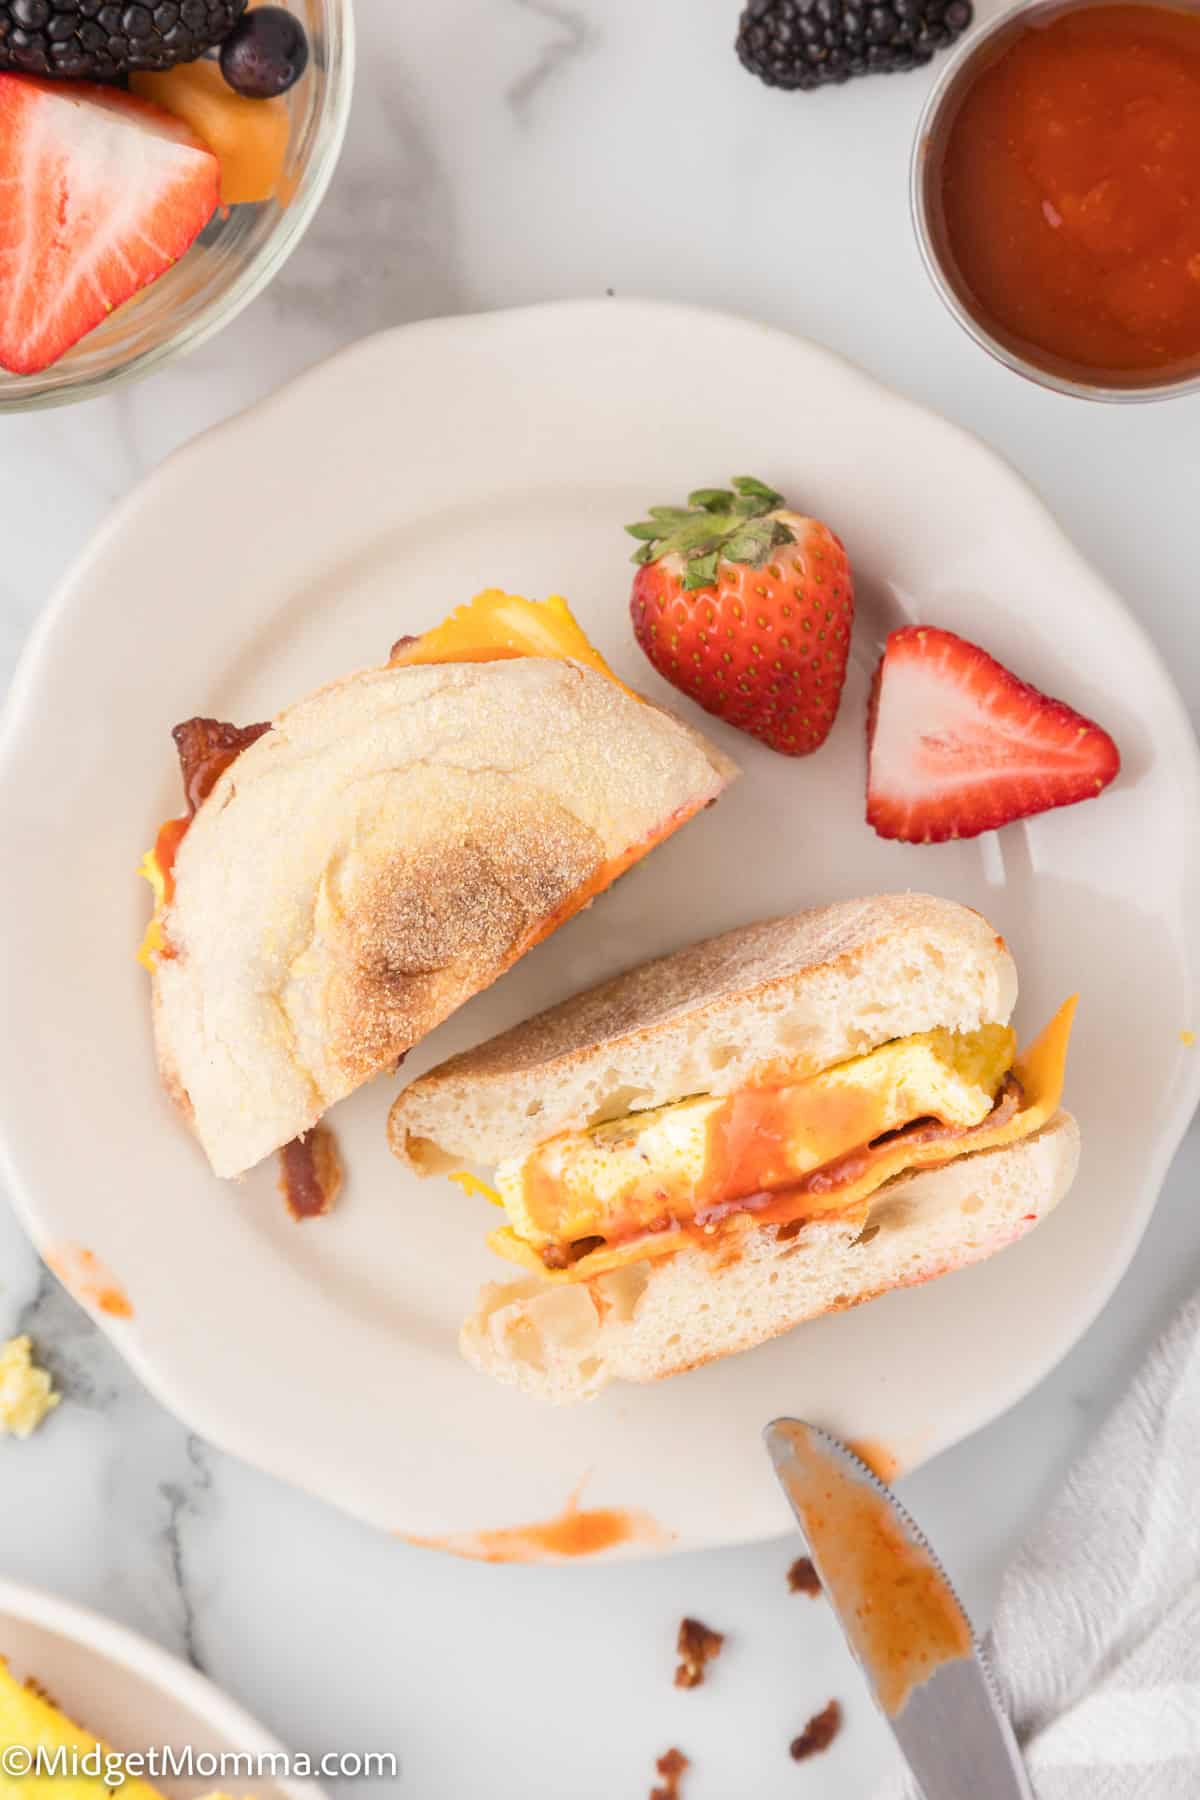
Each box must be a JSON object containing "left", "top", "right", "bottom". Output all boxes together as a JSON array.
[{"left": 937, "top": 4, "right": 1200, "bottom": 377}]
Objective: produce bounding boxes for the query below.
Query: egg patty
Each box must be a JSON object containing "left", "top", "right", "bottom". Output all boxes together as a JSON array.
[{"left": 493, "top": 1023, "right": 1016, "bottom": 1261}]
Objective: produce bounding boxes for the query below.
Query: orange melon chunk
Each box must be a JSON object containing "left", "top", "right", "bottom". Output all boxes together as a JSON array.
[{"left": 131, "top": 61, "right": 289, "bottom": 206}]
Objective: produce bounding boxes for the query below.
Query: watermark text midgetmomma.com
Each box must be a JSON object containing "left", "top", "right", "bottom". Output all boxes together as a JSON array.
[{"left": 0, "top": 1745, "right": 398, "bottom": 1786}]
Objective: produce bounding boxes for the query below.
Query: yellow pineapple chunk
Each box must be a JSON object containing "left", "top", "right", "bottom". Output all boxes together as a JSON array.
[{"left": 0, "top": 1660, "right": 165, "bottom": 1800}]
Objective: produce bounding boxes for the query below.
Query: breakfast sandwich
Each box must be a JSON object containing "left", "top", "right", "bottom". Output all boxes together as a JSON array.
[
  {"left": 388, "top": 894, "right": 1079, "bottom": 1401},
  {"left": 140, "top": 591, "right": 737, "bottom": 1179}
]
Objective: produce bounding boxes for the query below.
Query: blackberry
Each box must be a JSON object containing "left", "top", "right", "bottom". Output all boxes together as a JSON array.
[
  {"left": 0, "top": 0, "right": 247, "bottom": 80},
  {"left": 736, "top": 0, "right": 973, "bottom": 89}
]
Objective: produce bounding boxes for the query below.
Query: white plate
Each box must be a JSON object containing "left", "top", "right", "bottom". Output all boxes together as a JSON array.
[
  {"left": 1, "top": 300, "right": 1197, "bottom": 1557},
  {"left": 0, "top": 1575, "right": 323, "bottom": 1800}
]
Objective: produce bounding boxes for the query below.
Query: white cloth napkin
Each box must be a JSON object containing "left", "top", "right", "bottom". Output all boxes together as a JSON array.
[{"left": 879, "top": 1290, "right": 1200, "bottom": 1797}]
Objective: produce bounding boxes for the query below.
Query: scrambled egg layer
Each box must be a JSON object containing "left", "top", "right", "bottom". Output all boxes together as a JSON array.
[
  {"left": 0, "top": 1336, "right": 58, "bottom": 1440},
  {"left": 481, "top": 1002, "right": 1076, "bottom": 1280},
  {"left": 136, "top": 843, "right": 170, "bottom": 971},
  {"left": 495, "top": 1024, "right": 1014, "bottom": 1253}
]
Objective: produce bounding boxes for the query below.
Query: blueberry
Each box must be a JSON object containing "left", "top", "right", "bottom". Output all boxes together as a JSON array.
[{"left": 219, "top": 3, "right": 307, "bottom": 98}]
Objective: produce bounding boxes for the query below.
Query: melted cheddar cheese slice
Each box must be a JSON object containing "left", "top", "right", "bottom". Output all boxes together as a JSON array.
[
  {"left": 388, "top": 589, "right": 627, "bottom": 689},
  {"left": 484, "top": 999, "right": 1076, "bottom": 1281}
]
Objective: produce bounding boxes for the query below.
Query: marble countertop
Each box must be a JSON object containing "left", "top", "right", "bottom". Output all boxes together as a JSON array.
[{"left": 1, "top": 3, "right": 1199, "bottom": 1796}]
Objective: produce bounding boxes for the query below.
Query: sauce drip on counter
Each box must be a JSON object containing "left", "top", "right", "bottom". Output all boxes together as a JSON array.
[
  {"left": 937, "top": 4, "right": 1200, "bottom": 376},
  {"left": 772, "top": 1423, "right": 971, "bottom": 1716},
  {"left": 404, "top": 1488, "right": 669, "bottom": 1563}
]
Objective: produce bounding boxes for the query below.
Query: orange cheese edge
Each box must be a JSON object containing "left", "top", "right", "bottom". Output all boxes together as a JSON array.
[
  {"left": 139, "top": 590, "right": 628, "bottom": 969},
  {"left": 388, "top": 589, "right": 630, "bottom": 691},
  {"left": 484, "top": 997, "right": 1078, "bottom": 1281},
  {"left": 136, "top": 845, "right": 170, "bottom": 971},
  {"left": 449, "top": 1170, "right": 505, "bottom": 1207}
]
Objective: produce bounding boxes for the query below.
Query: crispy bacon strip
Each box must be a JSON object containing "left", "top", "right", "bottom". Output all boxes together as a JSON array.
[
  {"left": 278, "top": 1126, "right": 344, "bottom": 1222},
  {"left": 171, "top": 716, "right": 271, "bottom": 816}
]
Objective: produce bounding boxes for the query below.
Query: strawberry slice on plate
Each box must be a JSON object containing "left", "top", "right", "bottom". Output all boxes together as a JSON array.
[
  {"left": 867, "top": 624, "right": 1120, "bottom": 842},
  {"left": 0, "top": 76, "right": 220, "bottom": 376}
]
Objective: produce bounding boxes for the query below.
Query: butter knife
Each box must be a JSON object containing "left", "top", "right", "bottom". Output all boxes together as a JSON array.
[{"left": 764, "top": 1420, "right": 1033, "bottom": 1800}]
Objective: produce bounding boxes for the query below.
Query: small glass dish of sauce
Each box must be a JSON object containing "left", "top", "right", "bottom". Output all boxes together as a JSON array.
[{"left": 912, "top": 0, "right": 1200, "bottom": 399}]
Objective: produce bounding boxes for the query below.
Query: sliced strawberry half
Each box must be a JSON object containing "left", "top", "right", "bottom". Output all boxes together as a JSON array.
[
  {"left": 867, "top": 625, "right": 1120, "bottom": 843},
  {"left": 0, "top": 76, "right": 220, "bottom": 376}
]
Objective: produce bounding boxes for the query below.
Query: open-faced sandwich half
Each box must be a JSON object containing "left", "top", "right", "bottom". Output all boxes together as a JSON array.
[
  {"left": 140, "top": 591, "right": 736, "bottom": 1179},
  {"left": 389, "top": 893, "right": 1080, "bottom": 1401}
]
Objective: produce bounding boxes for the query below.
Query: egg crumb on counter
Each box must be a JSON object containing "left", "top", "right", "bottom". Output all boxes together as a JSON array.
[
  {"left": 0, "top": 1336, "right": 59, "bottom": 1439},
  {"left": 1182, "top": 1031, "right": 1196, "bottom": 1047}
]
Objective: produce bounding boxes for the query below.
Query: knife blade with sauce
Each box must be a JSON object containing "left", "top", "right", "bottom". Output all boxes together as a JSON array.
[{"left": 765, "top": 1420, "right": 1033, "bottom": 1800}]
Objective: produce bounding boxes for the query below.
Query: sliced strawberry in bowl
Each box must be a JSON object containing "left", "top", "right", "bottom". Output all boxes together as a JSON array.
[
  {"left": 866, "top": 624, "right": 1121, "bottom": 842},
  {"left": 0, "top": 76, "right": 220, "bottom": 377}
]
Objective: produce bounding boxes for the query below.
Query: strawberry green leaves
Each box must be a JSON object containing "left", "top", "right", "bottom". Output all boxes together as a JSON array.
[{"left": 624, "top": 475, "right": 794, "bottom": 588}]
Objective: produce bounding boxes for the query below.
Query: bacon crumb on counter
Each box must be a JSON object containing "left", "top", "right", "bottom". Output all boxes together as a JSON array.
[
  {"left": 787, "top": 1555, "right": 822, "bottom": 1597},
  {"left": 278, "top": 1125, "right": 344, "bottom": 1221},
  {"left": 650, "top": 1747, "right": 689, "bottom": 1800},
  {"left": 790, "top": 1699, "right": 842, "bottom": 1761},
  {"left": 674, "top": 1616, "right": 725, "bottom": 1689}
]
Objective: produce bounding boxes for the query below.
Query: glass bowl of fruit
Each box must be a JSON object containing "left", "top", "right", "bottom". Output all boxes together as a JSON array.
[{"left": 0, "top": 0, "right": 354, "bottom": 410}]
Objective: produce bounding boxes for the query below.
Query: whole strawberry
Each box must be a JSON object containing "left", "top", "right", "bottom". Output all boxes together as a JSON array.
[{"left": 626, "top": 477, "right": 853, "bottom": 755}]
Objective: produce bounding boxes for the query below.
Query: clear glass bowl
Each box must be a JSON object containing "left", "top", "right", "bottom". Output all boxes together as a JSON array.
[{"left": 0, "top": 0, "right": 355, "bottom": 413}]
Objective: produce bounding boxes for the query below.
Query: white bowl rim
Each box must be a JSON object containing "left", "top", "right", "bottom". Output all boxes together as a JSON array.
[{"left": 0, "top": 1573, "right": 327, "bottom": 1800}]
